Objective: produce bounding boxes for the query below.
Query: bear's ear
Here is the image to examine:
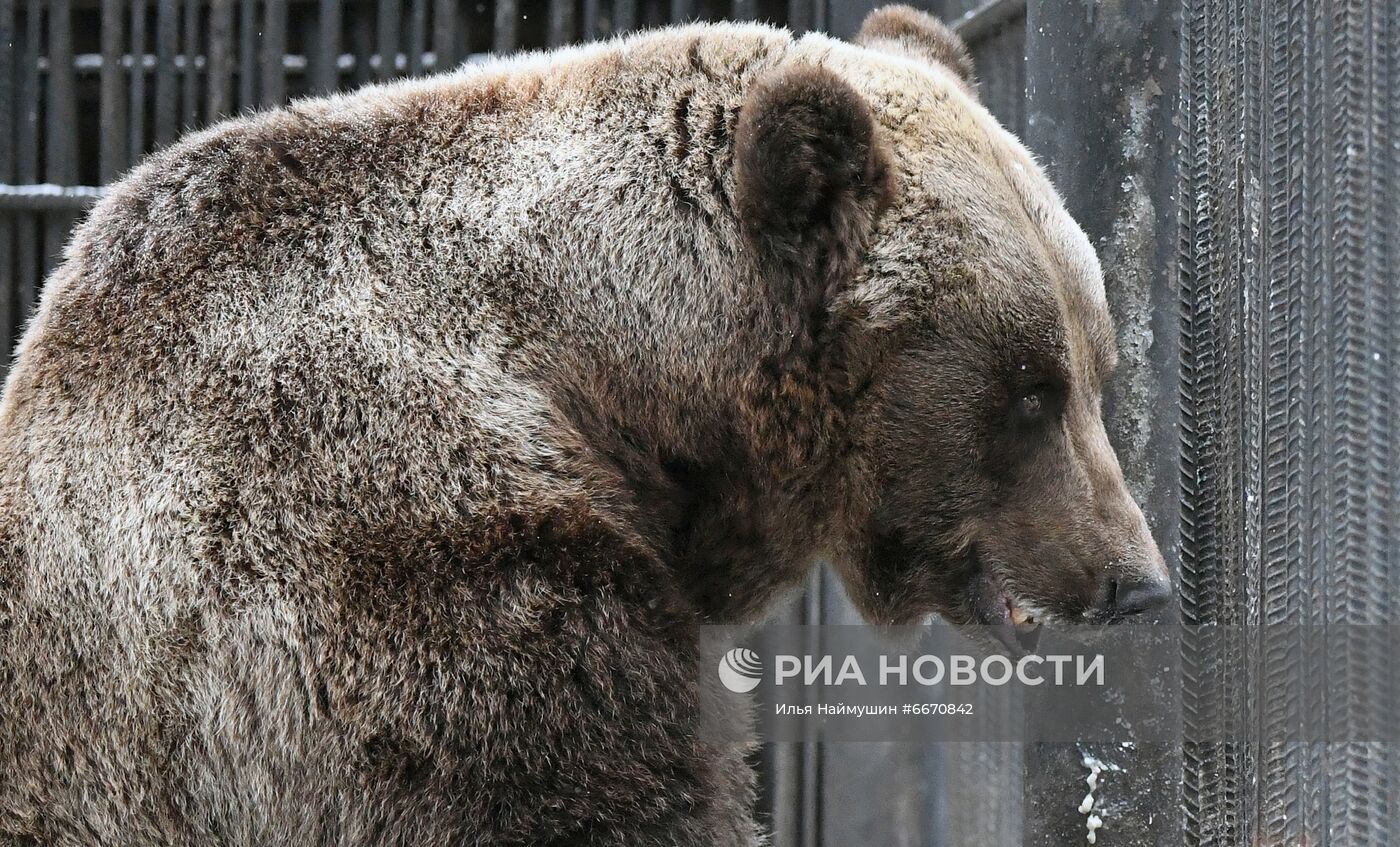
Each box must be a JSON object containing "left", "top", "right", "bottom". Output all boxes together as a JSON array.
[
  {"left": 734, "top": 65, "right": 893, "bottom": 304},
  {"left": 855, "top": 4, "right": 974, "bottom": 86}
]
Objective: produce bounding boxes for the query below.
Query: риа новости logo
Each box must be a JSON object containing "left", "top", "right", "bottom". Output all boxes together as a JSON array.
[{"left": 718, "top": 647, "right": 763, "bottom": 693}]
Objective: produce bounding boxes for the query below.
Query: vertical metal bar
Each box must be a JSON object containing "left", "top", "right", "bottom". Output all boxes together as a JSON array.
[
  {"left": 546, "top": 0, "right": 572, "bottom": 47},
  {"left": 44, "top": 0, "right": 78, "bottom": 277},
  {"left": 493, "top": 0, "right": 517, "bottom": 54},
  {"left": 785, "top": 0, "right": 809, "bottom": 34},
  {"left": 0, "top": 0, "right": 16, "bottom": 356},
  {"left": 154, "top": 0, "right": 178, "bottom": 145},
  {"left": 206, "top": 0, "right": 233, "bottom": 121},
  {"left": 1252, "top": 5, "right": 1311, "bottom": 845},
  {"left": 970, "top": 23, "right": 1026, "bottom": 134},
  {"left": 582, "top": 0, "right": 600, "bottom": 41},
  {"left": 346, "top": 0, "right": 373, "bottom": 87},
  {"left": 758, "top": 570, "right": 817, "bottom": 847},
  {"left": 99, "top": 0, "right": 127, "bottom": 182},
  {"left": 1384, "top": 2, "right": 1400, "bottom": 834},
  {"left": 153, "top": 0, "right": 178, "bottom": 144},
  {"left": 376, "top": 0, "right": 402, "bottom": 77},
  {"left": 432, "top": 0, "right": 455, "bottom": 68},
  {"left": 15, "top": 0, "right": 38, "bottom": 319},
  {"left": 181, "top": 0, "right": 200, "bottom": 129},
  {"left": 237, "top": 0, "right": 256, "bottom": 109},
  {"left": 668, "top": 0, "right": 693, "bottom": 25},
  {"left": 45, "top": 0, "right": 78, "bottom": 183},
  {"left": 312, "top": 0, "right": 341, "bottom": 93},
  {"left": 1298, "top": 0, "right": 1338, "bottom": 826},
  {"left": 1010, "top": 19, "right": 1025, "bottom": 134},
  {"left": 259, "top": 0, "right": 285, "bottom": 105},
  {"left": 1319, "top": 0, "right": 1394, "bottom": 838},
  {"left": 730, "top": 0, "right": 755, "bottom": 21},
  {"left": 761, "top": 741, "right": 800, "bottom": 846},
  {"left": 800, "top": 567, "right": 824, "bottom": 847},
  {"left": 611, "top": 0, "right": 634, "bottom": 34},
  {"left": 1175, "top": 1, "right": 1266, "bottom": 844},
  {"left": 128, "top": 0, "right": 147, "bottom": 171},
  {"left": 407, "top": 0, "right": 426, "bottom": 75},
  {"left": 1161, "top": 0, "right": 1400, "bottom": 841}
]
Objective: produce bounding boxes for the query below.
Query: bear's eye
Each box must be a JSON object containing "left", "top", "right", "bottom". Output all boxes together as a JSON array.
[{"left": 1010, "top": 384, "right": 1062, "bottom": 424}]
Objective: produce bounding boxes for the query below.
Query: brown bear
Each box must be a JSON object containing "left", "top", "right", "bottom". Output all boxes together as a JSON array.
[{"left": 0, "top": 6, "right": 1169, "bottom": 845}]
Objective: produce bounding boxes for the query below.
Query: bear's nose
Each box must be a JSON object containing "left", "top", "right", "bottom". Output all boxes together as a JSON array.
[{"left": 1108, "top": 575, "right": 1173, "bottom": 617}]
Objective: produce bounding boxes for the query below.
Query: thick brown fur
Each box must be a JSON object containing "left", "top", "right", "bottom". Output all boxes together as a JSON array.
[
  {"left": 855, "top": 4, "right": 975, "bottom": 86},
  {"left": 734, "top": 65, "right": 894, "bottom": 275},
  {"left": 0, "top": 9, "right": 1166, "bottom": 845}
]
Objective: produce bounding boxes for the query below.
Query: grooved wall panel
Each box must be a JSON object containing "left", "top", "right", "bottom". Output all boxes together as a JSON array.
[{"left": 1177, "top": 0, "right": 1400, "bottom": 844}]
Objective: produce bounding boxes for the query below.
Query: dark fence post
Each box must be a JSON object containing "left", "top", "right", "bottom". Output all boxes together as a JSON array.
[
  {"left": 407, "top": 0, "right": 427, "bottom": 75},
  {"left": 44, "top": 0, "right": 78, "bottom": 277},
  {"left": 0, "top": 0, "right": 13, "bottom": 357},
  {"left": 432, "top": 0, "right": 455, "bottom": 67},
  {"left": 99, "top": 0, "right": 127, "bottom": 182},
  {"left": 207, "top": 0, "right": 235, "bottom": 120},
  {"left": 260, "top": 0, "right": 287, "bottom": 106},
  {"left": 182, "top": 0, "right": 200, "bottom": 126},
  {"left": 129, "top": 0, "right": 149, "bottom": 163},
  {"left": 312, "top": 0, "right": 342, "bottom": 93},
  {"left": 493, "top": 0, "right": 517, "bottom": 53},
  {"left": 15, "top": 0, "right": 39, "bottom": 320},
  {"left": 376, "top": 0, "right": 401, "bottom": 76},
  {"left": 1022, "top": 0, "right": 1184, "bottom": 844},
  {"left": 546, "top": 0, "right": 572, "bottom": 47},
  {"left": 236, "top": 0, "right": 256, "bottom": 108},
  {"left": 154, "top": 0, "right": 178, "bottom": 144}
]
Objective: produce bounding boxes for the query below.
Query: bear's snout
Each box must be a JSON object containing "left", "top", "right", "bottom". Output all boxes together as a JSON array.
[{"left": 1091, "top": 572, "right": 1173, "bottom": 619}]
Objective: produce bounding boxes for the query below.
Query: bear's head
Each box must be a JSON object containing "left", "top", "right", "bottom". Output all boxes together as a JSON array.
[{"left": 733, "top": 6, "right": 1171, "bottom": 647}]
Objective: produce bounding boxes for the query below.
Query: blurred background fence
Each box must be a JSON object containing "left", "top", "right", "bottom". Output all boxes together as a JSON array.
[{"left": 1, "top": 0, "right": 1397, "bottom": 844}]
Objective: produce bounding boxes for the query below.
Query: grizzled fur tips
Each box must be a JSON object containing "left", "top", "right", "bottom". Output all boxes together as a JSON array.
[{"left": 0, "top": 6, "right": 1169, "bottom": 846}]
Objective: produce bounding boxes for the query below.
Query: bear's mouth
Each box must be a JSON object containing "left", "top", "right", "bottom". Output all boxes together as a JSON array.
[{"left": 969, "top": 559, "right": 1042, "bottom": 657}]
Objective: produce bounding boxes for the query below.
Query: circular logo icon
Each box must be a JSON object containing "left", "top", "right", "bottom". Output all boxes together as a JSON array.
[{"left": 718, "top": 647, "right": 763, "bottom": 693}]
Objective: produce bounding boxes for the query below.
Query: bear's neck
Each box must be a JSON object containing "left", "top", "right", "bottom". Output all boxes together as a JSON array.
[{"left": 530, "top": 322, "right": 855, "bottom": 622}]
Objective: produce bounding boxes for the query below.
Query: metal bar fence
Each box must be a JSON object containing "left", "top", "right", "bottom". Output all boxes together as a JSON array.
[
  {"left": 0, "top": 0, "right": 14, "bottom": 345},
  {"left": 1175, "top": 0, "right": 1400, "bottom": 843}
]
